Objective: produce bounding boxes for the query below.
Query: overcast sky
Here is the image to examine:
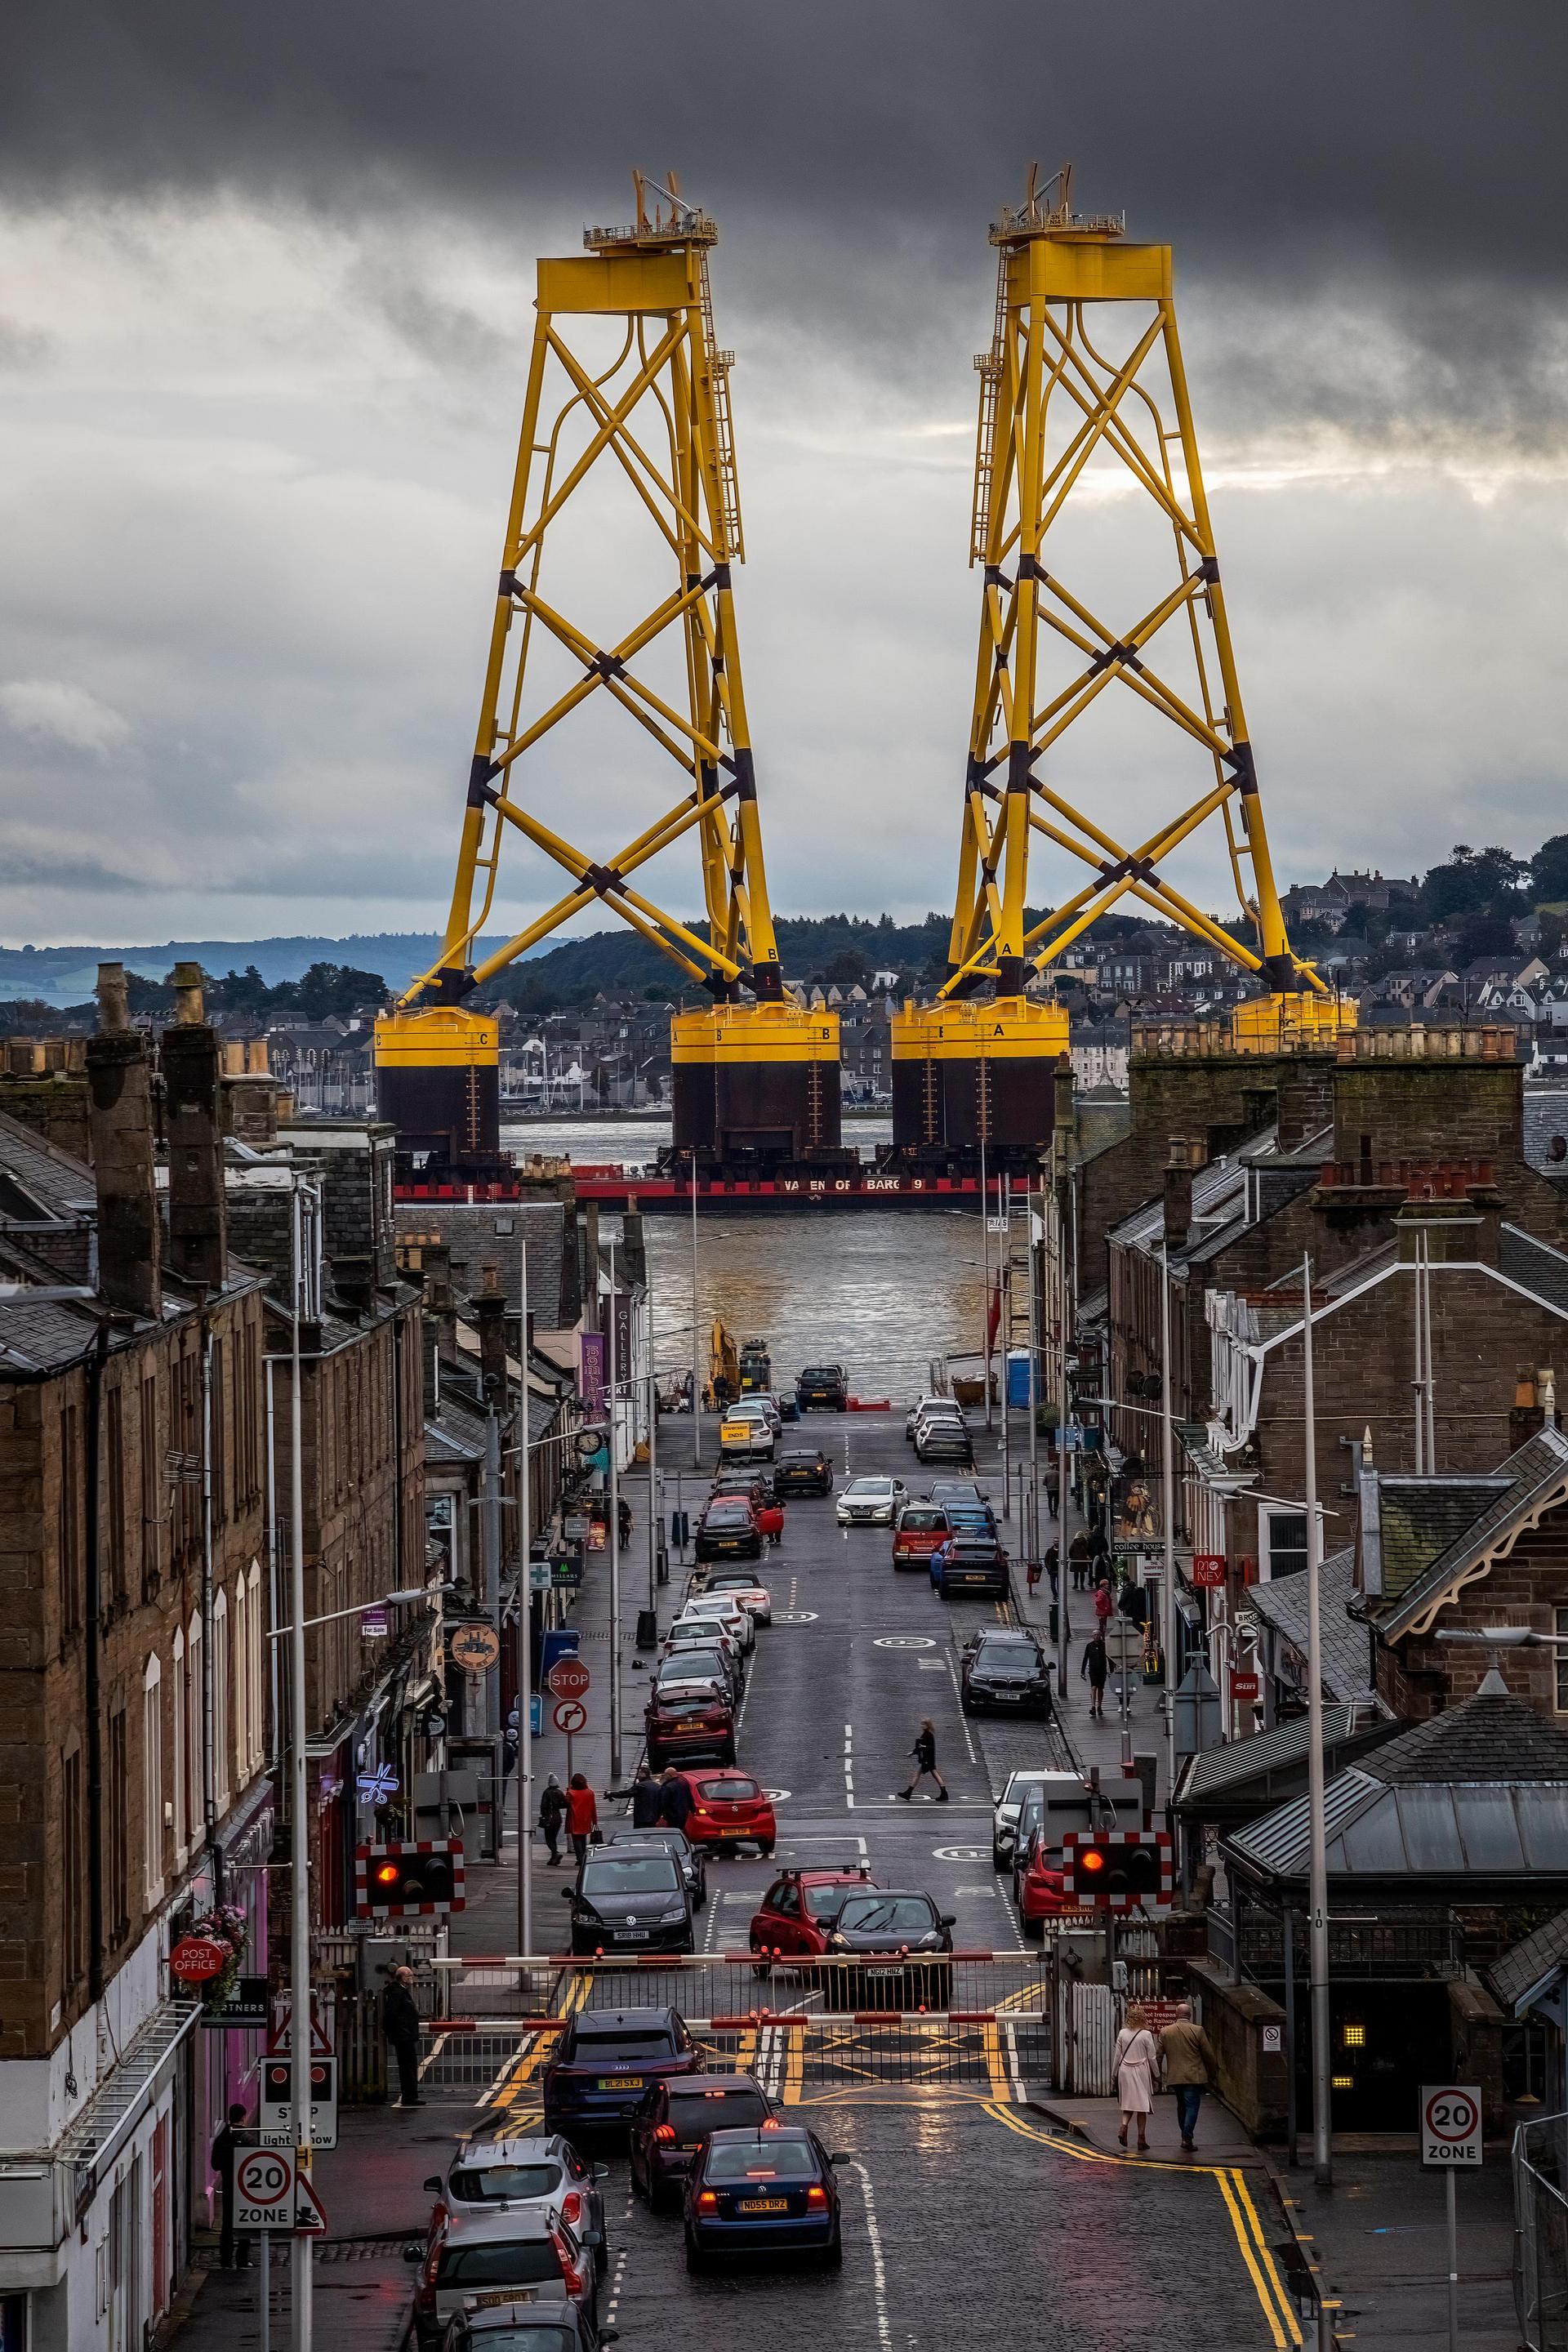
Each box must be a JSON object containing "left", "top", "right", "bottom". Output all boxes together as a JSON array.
[{"left": 2, "top": 2, "right": 1565, "bottom": 955}]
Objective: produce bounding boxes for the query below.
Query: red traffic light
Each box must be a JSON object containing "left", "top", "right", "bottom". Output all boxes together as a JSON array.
[
  {"left": 375, "top": 1863, "right": 400, "bottom": 1885},
  {"left": 1080, "top": 1848, "right": 1106, "bottom": 1873}
]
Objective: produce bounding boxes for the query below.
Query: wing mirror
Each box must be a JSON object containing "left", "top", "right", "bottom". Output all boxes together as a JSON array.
[
  {"left": 422, "top": 2174, "right": 442, "bottom": 2192},
  {"left": 940, "top": 1913, "right": 957, "bottom": 1927},
  {"left": 829, "top": 2151, "right": 849, "bottom": 2165},
  {"left": 402, "top": 2242, "right": 424, "bottom": 2262}
]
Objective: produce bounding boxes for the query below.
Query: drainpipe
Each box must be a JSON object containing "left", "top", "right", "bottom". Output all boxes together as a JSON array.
[
  {"left": 202, "top": 1312, "right": 220, "bottom": 1900},
  {"left": 85, "top": 1321, "right": 109, "bottom": 2000}
]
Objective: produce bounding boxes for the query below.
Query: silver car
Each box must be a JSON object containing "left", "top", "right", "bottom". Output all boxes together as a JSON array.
[
  {"left": 835, "top": 1475, "right": 906, "bottom": 1526},
  {"left": 425, "top": 2133, "right": 608, "bottom": 2256},
  {"left": 408, "top": 2206, "right": 600, "bottom": 2350}
]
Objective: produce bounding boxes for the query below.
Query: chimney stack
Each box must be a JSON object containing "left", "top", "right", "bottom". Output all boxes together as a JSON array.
[
  {"left": 472, "top": 1261, "right": 508, "bottom": 1404},
  {"left": 1053, "top": 1052, "right": 1076, "bottom": 1148},
  {"left": 86, "top": 963, "right": 162, "bottom": 1317},
  {"left": 1162, "top": 1137, "right": 1194, "bottom": 1249},
  {"left": 161, "top": 961, "right": 228, "bottom": 1291}
]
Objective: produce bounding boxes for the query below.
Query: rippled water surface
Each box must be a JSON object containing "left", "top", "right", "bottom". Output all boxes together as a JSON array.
[{"left": 501, "top": 1117, "right": 996, "bottom": 1398}]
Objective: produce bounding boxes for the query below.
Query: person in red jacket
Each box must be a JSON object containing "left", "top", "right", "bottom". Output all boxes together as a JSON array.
[
  {"left": 564, "top": 1774, "right": 599, "bottom": 1865},
  {"left": 755, "top": 1496, "right": 785, "bottom": 1547}
]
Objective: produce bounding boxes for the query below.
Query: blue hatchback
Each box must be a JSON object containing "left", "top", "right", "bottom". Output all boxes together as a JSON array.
[{"left": 684, "top": 2124, "right": 845, "bottom": 2270}]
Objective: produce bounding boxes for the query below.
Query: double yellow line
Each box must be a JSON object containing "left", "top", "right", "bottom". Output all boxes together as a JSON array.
[
  {"left": 486, "top": 1971, "right": 591, "bottom": 2121},
  {"left": 982, "top": 2104, "right": 1302, "bottom": 2348}
]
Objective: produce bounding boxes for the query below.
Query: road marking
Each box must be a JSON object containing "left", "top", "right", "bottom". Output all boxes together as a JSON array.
[
  {"left": 917, "top": 1657, "right": 945, "bottom": 1670},
  {"left": 844, "top": 1721, "right": 854, "bottom": 1810},
  {"left": 981, "top": 2106, "right": 1302, "bottom": 2347},
  {"left": 874, "top": 1635, "right": 934, "bottom": 1649},
  {"left": 933, "top": 1844, "right": 988, "bottom": 1860},
  {"left": 942, "top": 1650, "right": 980, "bottom": 1764},
  {"left": 847, "top": 2159, "right": 893, "bottom": 2352}
]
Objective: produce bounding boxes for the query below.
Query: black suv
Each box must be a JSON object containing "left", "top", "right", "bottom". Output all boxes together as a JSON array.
[
  {"left": 960, "top": 1627, "right": 1053, "bottom": 1717},
  {"left": 795, "top": 1364, "right": 849, "bottom": 1411},
  {"left": 774, "top": 1446, "right": 834, "bottom": 1496}
]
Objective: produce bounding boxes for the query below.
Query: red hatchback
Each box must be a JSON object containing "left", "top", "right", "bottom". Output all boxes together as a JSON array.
[
  {"left": 674, "top": 1769, "right": 777, "bottom": 1856},
  {"left": 891, "top": 1503, "right": 950, "bottom": 1570},
  {"left": 749, "top": 1868, "right": 875, "bottom": 1962},
  {"left": 1014, "top": 1828, "right": 1074, "bottom": 1935}
]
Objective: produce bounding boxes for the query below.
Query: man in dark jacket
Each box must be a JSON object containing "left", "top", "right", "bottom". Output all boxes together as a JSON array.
[
  {"left": 631, "top": 1765, "right": 666, "bottom": 1828},
  {"left": 538, "top": 1774, "right": 566, "bottom": 1864},
  {"left": 659, "top": 1766, "right": 695, "bottom": 1830},
  {"left": 212, "top": 2102, "right": 252, "bottom": 2269},
  {"left": 382, "top": 1967, "right": 423, "bottom": 2109}
]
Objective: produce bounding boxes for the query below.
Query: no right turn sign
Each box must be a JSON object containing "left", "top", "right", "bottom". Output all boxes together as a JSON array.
[{"left": 1422, "top": 2083, "right": 1482, "bottom": 2167}]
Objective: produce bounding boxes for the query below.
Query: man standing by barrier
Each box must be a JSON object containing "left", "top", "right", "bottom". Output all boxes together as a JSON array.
[{"left": 383, "top": 1964, "right": 424, "bottom": 2110}]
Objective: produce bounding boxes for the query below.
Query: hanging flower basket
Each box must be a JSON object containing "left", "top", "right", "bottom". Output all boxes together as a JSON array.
[{"left": 188, "top": 1904, "right": 251, "bottom": 2009}]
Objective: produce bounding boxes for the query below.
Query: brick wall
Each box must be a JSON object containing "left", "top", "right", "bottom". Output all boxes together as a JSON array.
[
  {"left": 0, "top": 1284, "right": 267, "bottom": 2058},
  {"left": 1377, "top": 1514, "right": 1568, "bottom": 1720}
]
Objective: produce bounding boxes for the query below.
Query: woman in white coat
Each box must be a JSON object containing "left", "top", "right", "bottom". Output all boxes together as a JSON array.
[{"left": 1111, "top": 2002, "right": 1159, "bottom": 2151}]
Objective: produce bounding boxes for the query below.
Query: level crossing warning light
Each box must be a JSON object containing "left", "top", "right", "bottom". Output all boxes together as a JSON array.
[
  {"left": 354, "top": 1838, "right": 466, "bottom": 1918},
  {"left": 1063, "top": 1828, "right": 1173, "bottom": 1912}
]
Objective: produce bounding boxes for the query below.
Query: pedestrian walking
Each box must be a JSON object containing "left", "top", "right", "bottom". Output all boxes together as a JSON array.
[
  {"left": 1068, "top": 1530, "right": 1092, "bottom": 1591},
  {"left": 1080, "top": 1633, "right": 1108, "bottom": 1719},
  {"left": 896, "top": 1719, "right": 949, "bottom": 1802},
  {"left": 1043, "top": 1540, "right": 1060, "bottom": 1597},
  {"left": 1092, "top": 1575, "right": 1116, "bottom": 1629},
  {"left": 538, "top": 1772, "right": 566, "bottom": 1865},
  {"left": 659, "top": 1766, "right": 695, "bottom": 1831},
  {"left": 382, "top": 1965, "right": 424, "bottom": 2109},
  {"left": 211, "top": 2102, "right": 253, "bottom": 2269},
  {"left": 1111, "top": 2003, "right": 1160, "bottom": 2151},
  {"left": 564, "top": 1773, "right": 599, "bottom": 1865},
  {"left": 630, "top": 1763, "right": 666, "bottom": 1827},
  {"left": 1158, "top": 2001, "right": 1219, "bottom": 2152}
]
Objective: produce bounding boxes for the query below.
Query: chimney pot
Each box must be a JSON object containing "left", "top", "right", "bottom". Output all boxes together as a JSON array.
[
  {"left": 96, "top": 962, "right": 130, "bottom": 1035},
  {"left": 171, "top": 962, "right": 205, "bottom": 1025}
]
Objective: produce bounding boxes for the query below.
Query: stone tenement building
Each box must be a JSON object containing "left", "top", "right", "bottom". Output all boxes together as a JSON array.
[
  {"left": 0, "top": 969, "right": 273, "bottom": 2352},
  {"left": 223, "top": 1112, "right": 431, "bottom": 1927}
]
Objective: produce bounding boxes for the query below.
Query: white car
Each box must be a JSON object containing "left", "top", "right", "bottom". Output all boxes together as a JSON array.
[
  {"left": 425, "top": 2132, "right": 607, "bottom": 2241},
  {"left": 676, "top": 1596, "right": 755, "bottom": 1654},
  {"left": 835, "top": 1475, "right": 906, "bottom": 1526},
  {"left": 991, "top": 1769, "right": 1064, "bottom": 1871},
  {"left": 728, "top": 1394, "right": 782, "bottom": 1431},
  {"left": 700, "top": 1569, "right": 773, "bottom": 1627},
  {"left": 905, "top": 1394, "right": 951, "bottom": 1440},
  {"left": 661, "top": 1621, "right": 743, "bottom": 1676}
]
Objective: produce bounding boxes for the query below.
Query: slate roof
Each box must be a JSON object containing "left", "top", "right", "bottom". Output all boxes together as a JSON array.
[
  {"left": 0, "top": 1109, "right": 96, "bottom": 1220},
  {"left": 1246, "top": 1546, "right": 1371, "bottom": 1700},
  {"left": 1500, "top": 1224, "right": 1568, "bottom": 1316},
  {"left": 1174, "top": 1699, "right": 1398, "bottom": 1810},
  {"left": 1366, "top": 1691, "right": 1568, "bottom": 1784},
  {"left": 1376, "top": 1479, "right": 1512, "bottom": 1601},
  {"left": 1224, "top": 1691, "right": 1568, "bottom": 1889},
  {"left": 1376, "top": 1426, "right": 1568, "bottom": 1637},
  {"left": 1490, "top": 1908, "right": 1568, "bottom": 2013}
]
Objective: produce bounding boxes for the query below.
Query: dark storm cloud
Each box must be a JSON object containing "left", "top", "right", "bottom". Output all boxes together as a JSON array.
[{"left": 5, "top": 2, "right": 1564, "bottom": 277}]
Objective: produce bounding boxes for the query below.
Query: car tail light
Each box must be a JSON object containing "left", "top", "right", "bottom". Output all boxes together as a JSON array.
[
  {"left": 549, "top": 2222, "right": 586, "bottom": 2298},
  {"left": 805, "top": 2184, "right": 829, "bottom": 2209},
  {"left": 419, "top": 2243, "right": 440, "bottom": 2290},
  {"left": 559, "top": 2190, "right": 583, "bottom": 2226},
  {"left": 654, "top": 2123, "right": 676, "bottom": 2144},
  {"left": 697, "top": 2190, "right": 719, "bottom": 2212}
]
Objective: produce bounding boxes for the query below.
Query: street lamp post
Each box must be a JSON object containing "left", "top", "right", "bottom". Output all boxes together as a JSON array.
[
  {"left": 287, "top": 1178, "right": 313, "bottom": 2352},
  {"left": 608, "top": 1237, "right": 623, "bottom": 1783},
  {"left": 690, "top": 1157, "right": 702, "bottom": 1470},
  {"left": 1302, "top": 1253, "right": 1333, "bottom": 2189},
  {"left": 980, "top": 1121, "right": 992, "bottom": 1432},
  {"left": 516, "top": 1236, "right": 532, "bottom": 1959},
  {"left": 1159, "top": 1241, "right": 1177, "bottom": 1803}
]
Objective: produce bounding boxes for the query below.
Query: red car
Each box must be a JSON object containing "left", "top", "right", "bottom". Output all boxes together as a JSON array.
[
  {"left": 645, "top": 1682, "right": 736, "bottom": 1771},
  {"left": 1014, "top": 1827, "right": 1074, "bottom": 1936},
  {"left": 891, "top": 1503, "right": 950, "bottom": 1570},
  {"left": 749, "top": 1867, "right": 875, "bottom": 1961},
  {"left": 673, "top": 1769, "right": 777, "bottom": 1856}
]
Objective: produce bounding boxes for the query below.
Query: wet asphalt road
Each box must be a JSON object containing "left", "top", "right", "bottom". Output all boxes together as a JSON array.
[{"left": 590, "top": 1410, "right": 1293, "bottom": 2351}]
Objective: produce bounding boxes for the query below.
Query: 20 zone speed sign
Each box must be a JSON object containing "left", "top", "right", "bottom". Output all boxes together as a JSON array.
[
  {"left": 234, "top": 2146, "right": 295, "bottom": 2230},
  {"left": 1422, "top": 2084, "right": 1482, "bottom": 2167}
]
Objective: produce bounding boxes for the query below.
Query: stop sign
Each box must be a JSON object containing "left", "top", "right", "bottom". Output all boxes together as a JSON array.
[
  {"left": 171, "top": 1935, "right": 228, "bottom": 1983},
  {"left": 546, "top": 1656, "right": 590, "bottom": 1704}
]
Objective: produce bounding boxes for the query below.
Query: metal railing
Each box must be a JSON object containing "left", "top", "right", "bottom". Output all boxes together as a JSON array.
[{"left": 1517, "top": 2112, "right": 1568, "bottom": 2350}]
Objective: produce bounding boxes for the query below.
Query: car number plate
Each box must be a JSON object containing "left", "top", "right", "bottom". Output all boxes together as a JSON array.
[
  {"left": 599, "top": 2075, "right": 644, "bottom": 2090},
  {"left": 718, "top": 1825, "right": 745, "bottom": 1837},
  {"left": 614, "top": 1929, "right": 651, "bottom": 1941},
  {"left": 738, "top": 2197, "right": 790, "bottom": 2213},
  {"left": 474, "top": 2290, "right": 533, "bottom": 2309},
  {"left": 994, "top": 1691, "right": 1022, "bottom": 1701}
]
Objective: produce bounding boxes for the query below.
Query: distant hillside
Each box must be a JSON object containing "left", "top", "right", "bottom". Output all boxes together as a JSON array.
[{"left": 0, "top": 908, "right": 1147, "bottom": 1011}]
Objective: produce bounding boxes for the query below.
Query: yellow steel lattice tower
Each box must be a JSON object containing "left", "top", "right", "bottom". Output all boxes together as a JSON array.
[
  {"left": 936, "top": 167, "right": 1343, "bottom": 1045},
  {"left": 377, "top": 176, "right": 837, "bottom": 1163}
]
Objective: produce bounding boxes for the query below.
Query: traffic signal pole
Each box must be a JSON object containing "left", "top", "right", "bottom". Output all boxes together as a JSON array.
[
  {"left": 287, "top": 1178, "right": 314, "bottom": 2352},
  {"left": 608, "top": 1238, "right": 623, "bottom": 1783},
  {"left": 1302, "top": 1254, "right": 1334, "bottom": 2188}
]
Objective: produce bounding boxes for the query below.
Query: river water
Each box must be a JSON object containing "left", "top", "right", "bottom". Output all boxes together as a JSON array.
[{"left": 500, "top": 1115, "right": 997, "bottom": 1401}]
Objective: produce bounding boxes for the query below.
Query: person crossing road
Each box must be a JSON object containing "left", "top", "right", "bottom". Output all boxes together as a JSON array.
[{"left": 896, "top": 1718, "right": 949, "bottom": 1802}]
